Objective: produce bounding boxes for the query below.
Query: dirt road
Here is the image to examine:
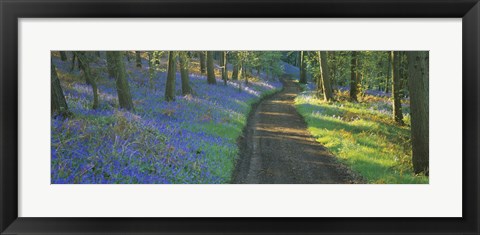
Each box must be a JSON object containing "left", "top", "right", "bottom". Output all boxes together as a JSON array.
[{"left": 232, "top": 78, "right": 358, "bottom": 184}]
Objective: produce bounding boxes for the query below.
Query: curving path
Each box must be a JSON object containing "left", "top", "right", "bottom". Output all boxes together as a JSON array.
[{"left": 233, "top": 78, "right": 358, "bottom": 184}]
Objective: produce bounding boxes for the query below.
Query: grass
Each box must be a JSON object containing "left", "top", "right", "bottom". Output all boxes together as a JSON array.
[{"left": 294, "top": 87, "right": 428, "bottom": 184}]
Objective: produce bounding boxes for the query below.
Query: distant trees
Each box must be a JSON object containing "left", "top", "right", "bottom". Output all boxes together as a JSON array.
[
  {"left": 108, "top": 51, "right": 134, "bottom": 110},
  {"left": 51, "top": 60, "right": 69, "bottom": 116},
  {"left": 407, "top": 51, "right": 429, "bottom": 175},
  {"left": 206, "top": 51, "right": 216, "bottom": 85},
  {"left": 165, "top": 51, "right": 177, "bottom": 101}
]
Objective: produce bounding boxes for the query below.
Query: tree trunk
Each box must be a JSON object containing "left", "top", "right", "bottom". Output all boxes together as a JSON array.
[
  {"left": 232, "top": 53, "right": 240, "bottom": 81},
  {"left": 206, "top": 51, "right": 216, "bottom": 85},
  {"left": 243, "top": 63, "right": 248, "bottom": 85},
  {"left": 319, "top": 51, "right": 333, "bottom": 101},
  {"left": 51, "top": 60, "right": 69, "bottom": 116},
  {"left": 76, "top": 52, "right": 99, "bottom": 110},
  {"left": 148, "top": 52, "right": 154, "bottom": 90},
  {"left": 60, "top": 51, "right": 67, "bottom": 61},
  {"left": 299, "top": 51, "right": 307, "bottom": 84},
  {"left": 108, "top": 51, "right": 134, "bottom": 110},
  {"left": 70, "top": 52, "right": 77, "bottom": 72},
  {"left": 165, "top": 51, "right": 177, "bottom": 101},
  {"left": 356, "top": 52, "right": 363, "bottom": 97},
  {"left": 391, "top": 51, "right": 404, "bottom": 125},
  {"left": 350, "top": 51, "right": 358, "bottom": 102},
  {"left": 385, "top": 51, "right": 391, "bottom": 93},
  {"left": 329, "top": 51, "right": 336, "bottom": 89},
  {"left": 296, "top": 51, "right": 301, "bottom": 67},
  {"left": 178, "top": 52, "right": 192, "bottom": 96},
  {"left": 135, "top": 51, "right": 142, "bottom": 68},
  {"left": 106, "top": 52, "right": 116, "bottom": 79},
  {"left": 125, "top": 51, "right": 131, "bottom": 62},
  {"left": 199, "top": 51, "right": 207, "bottom": 74},
  {"left": 407, "top": 51, "right": 429, "bottom": 175},
  {"left": 221, "top": 51, "right": 228, "bottom": 86}
]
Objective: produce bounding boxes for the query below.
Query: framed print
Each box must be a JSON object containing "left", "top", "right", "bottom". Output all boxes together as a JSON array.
[{"left": 1, "top": 0, "right": 479, "bottom": 234}]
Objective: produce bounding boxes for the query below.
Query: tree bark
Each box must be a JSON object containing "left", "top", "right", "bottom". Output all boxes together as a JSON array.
[
  {"left": 106, "top": 52, "right": 116, "bottom": 79},
  {"left": 350, "top": 51, "right": 358, "bottom": 102},
  {"left": 178, "top": 52, "right": 192, "bottom": 96},
  {"left": 199, "top": 51, "right": 207, "bottom": 74},
  {"left": 206, "top": 51, "right": 216, "bottom": 85},
  {"left": 60, "top": 51, "right": 67, "bottom": 61},
  {"left": 319, "top": 51, "right": 333, "bottom": 101},
  {"left": 51, "top": 60, "right": 69, "bottom": 116},
  {"left": 385, "top": 51, "right": 391, "bottom": 93},
  {"left": 76, "top": 52, "right": 99, "bottom": 110},
  {"left": 299, "top": 51, "right": 307, "bottom": 84},
  {"left": 243, "top": 63, "right": 248, "bottom": 85},
  {"left": 407, "top": 51, "right": 429, "bottom": 175},
  {"left": 392, "top": 51, "right": 404, "bottom": 125},
  {"left": 108, "top": 51, "right": 134, "bottom": 110},
  {"left": 329, "top": 51, "right": 336, "bottom": 89},
  {"left": 232, "top": 53, "right": 240, "bottom": 81},
  {"left": 356, "top": 52, "right": 363, "bottom": 97},
  {"left": 148, "top": 52, "right": 154, "bottom": 89},
  {"left": 221, "top": 51, "right": 228, "bottom": 86},
  {"left": 125, "top": 51, "right": 131, "bottom": 62},
  {"left": 70, "top": 52, "right": 77, "bottom": 72},
  {"left": 135, "top": 51, "right": 142, "bottom": 68},
  {"left": 165, "top": 51, "right": 177, "bottom": 101}
]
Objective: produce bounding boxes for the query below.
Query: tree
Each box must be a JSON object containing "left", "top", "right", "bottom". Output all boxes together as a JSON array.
[
  {"left": 76, "top": 52, "right": 99, "bottom": 109},
  {"left": 70, "top": 53, "right": 78, "bottom": 72},
  {"left": 319, "top": 51, "right": 333, "bottom": 101},
  {"left": 135, "top": 51, "right": 142, "bottom": 68},
  {"left": 147, "top": 52, "right": 154, "bottom": 89},
  {"left": 299, "top": 51, "right": 307, "bottom": 84},
  {"left": 350, "top": 51, "right": 358, "bottom": 102},
  {"left": 221, "top": 51, "right": 228, "bottom": 85},
  {"left": 199, "top": 51, "right": 206, "bottom": 74},
  {"left": 391, "top": 51, "right": 404, "bottom": 125},
  {"left": 125, "top": 51, "right": 131, "bottom": 62},
  {"left": 108, "top": 51, "right": 134, "bottom": 110},
  {"left": 60, "top": 51, "right": 67, "bottom": 61},
  {"left": 165, "top": 51, "right": 177, "bottom": 101},
  {"left": 206, "top": 51, "right": 216, "bottom": 85},
  {"left": 407, "top": 51, "right": 429, "bottom": 175},
  {"left": 232, "top": 52, "right": 241, "bottom": 81},
  {"left": 178, "top": 52, "right": 192, "bottom": 95},
  {"left": 51, "top": 60, "right": 69, "bottom": 116},
  {"left": 385, "top": 51, "right": 391, "bottom": 93},
  {"left": 106, "top": 52, "right": 116, "bottom": 79}
]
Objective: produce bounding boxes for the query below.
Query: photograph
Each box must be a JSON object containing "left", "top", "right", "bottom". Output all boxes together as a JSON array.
[{"left": 51, "top": 50, "right": 429, "bottom": 184}]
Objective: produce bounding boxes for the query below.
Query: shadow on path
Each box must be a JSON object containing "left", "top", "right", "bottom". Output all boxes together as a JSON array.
[{"left": 233, "top": 78, "right": 358, "bottom": 184}]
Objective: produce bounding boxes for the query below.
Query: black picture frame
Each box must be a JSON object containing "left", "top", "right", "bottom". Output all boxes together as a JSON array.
[{"left": 1, "top": 0, "right": 479, "bottom": 234}]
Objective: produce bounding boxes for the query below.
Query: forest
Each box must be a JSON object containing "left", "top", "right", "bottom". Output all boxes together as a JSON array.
[{"left": 51, "top": 51, "right": 429, "bottom": 184}]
